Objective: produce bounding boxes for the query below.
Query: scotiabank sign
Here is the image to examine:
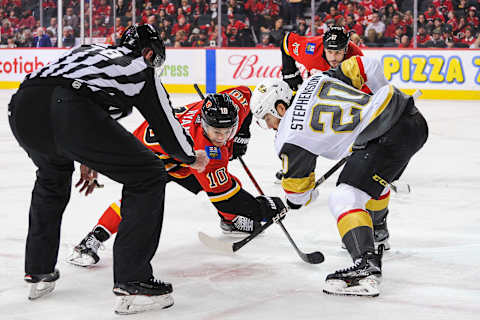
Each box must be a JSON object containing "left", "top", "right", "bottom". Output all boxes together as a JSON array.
[{"left": 0, "top": 49, "right": 66, "bottom": 81}]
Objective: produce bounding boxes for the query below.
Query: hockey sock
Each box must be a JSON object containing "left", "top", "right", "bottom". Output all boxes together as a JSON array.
[{"left": 96, "top": 200, "right": 122, "bottom": 235}]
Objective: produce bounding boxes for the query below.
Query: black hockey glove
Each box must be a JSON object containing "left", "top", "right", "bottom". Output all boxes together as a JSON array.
[
  {"left": 282, "top": 71, "right": 303, "bottom": 91},
  {"left": 231, "top": 132, "right": 250, "bottom": 160},
  {"left": 256, "top": 195, "right": 288, "bottom": 222}
]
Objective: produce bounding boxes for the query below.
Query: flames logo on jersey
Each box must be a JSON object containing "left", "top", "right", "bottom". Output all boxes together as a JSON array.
[
  {"left": 292, "top": 42, "right": 300, "bottom": 56},
  {"left": 205, "top": 146, "right": 222, "bottom": 159},
  {"left": 306, "top": 42, "right": 316, "bottom": 55}
]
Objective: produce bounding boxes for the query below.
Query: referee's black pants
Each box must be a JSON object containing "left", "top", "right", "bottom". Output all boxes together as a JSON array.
[{"left": 8, "top": 85, "right": 168, "bottom": 283}]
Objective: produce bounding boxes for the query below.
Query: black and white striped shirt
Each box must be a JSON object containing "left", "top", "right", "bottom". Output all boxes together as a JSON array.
[{"left": 25, "top": 43, "right": 196, "bottom": 164}]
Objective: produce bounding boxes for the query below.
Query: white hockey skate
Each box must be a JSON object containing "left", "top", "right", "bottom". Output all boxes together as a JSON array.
[
  {"left": 66, "top": 231, "right": 104, "bottom": 267},
  {"left": 220, "top": 216, "right": 261, "bottom": 237},
  {"left": 113, "top": 278, "right": 174, "bottom": 315},
  {"left": 323, "top": 246, "right": 383, "bottom": 297},
  {"left": 24, "top": 269, "right": 60, "bottom": 300}
]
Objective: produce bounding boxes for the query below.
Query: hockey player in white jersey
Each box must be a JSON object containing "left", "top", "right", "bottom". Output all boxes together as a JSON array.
[{"left": 251, "top": 56, "right": 428, "bottom": 297}]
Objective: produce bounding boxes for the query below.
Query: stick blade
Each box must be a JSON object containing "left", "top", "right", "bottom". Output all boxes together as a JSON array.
[
  {"left": 303, "top": 251, "right": 325, "bottom": 264},
  {"left": 198, "top": 232, "right": 235, "bottom": 254}
]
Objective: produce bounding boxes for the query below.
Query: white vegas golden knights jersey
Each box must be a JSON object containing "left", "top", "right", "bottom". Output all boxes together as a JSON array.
[
  {"left": 276, "top": 56, "right": 412, "bottom": 206},
  {"left": 274, "top": 73, "right": 393, "bottom": 160}
]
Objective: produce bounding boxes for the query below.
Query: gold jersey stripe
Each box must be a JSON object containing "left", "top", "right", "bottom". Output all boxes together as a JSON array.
[
  {"left": 337, "top": 209, "right": 373, "bottom": 238},
  {"left": 368, "top": 85, "right": 394, "bottom": 124},
  {"left": 110, "top": 202, "right": 121, "bottom": 218},
  {"left": 340, "top": 56, "right": 365, "bottom": 90},
  {"left": 209, "top": 182, "right": 241, "bottom": 203},
  {"left": 281, "top": 172, "right": 316, "bottom": 194},
  {"left": 283, "top": 33, "right": 290, "bottom": 56},
  {"left": 366, "top": 193, "right": 390, "bottom": 212}
]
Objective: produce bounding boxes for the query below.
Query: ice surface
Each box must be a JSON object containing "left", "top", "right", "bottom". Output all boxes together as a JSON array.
[{"left": 1, "top": 90, "right": 479, "bottom": 319}]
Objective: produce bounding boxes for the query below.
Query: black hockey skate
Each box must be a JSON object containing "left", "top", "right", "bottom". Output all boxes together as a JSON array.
[
  {"left": 24, "top": 268, "right": 60, "bottom": 300},
  {"left": 373, "top": 216, "right": 390, "bottom": 250},
  {"left": 220, "top": 216, "right": 261, "bottom": 237},
  {"left": 66, "top": 227, "right": 109, "bottom": 267},
  {"left": 323, "top": 246, "right": 384, "bottom": 297},
  {"left": 113, "top": 278, "right": 174, "bottom": 314}
]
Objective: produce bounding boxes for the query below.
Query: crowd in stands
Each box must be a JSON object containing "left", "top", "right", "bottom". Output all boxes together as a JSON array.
[{"left": 1, "top": 0, "right": 480, "bottom": 49}]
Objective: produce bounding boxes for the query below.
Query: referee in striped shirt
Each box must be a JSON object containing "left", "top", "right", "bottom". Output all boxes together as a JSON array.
[{"left": 8, "top": 24, "right": 208, "bottom": 304}]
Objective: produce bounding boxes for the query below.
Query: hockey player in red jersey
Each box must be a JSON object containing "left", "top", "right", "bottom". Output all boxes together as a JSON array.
[
  {"left": 281, "top": 26, "right": 365, "bottom": 91},
  {"left": 67, "top": 87, "right": 288, "bottom": 267}
]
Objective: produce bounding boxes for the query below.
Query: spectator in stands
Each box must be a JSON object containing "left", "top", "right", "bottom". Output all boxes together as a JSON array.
[
  {"left": 364, "top": 28, "right": 381, "bottom": 47},
  {"left": 462, "top": 27, "right": 476, "bottom": 46},
  {"left": 1, "top": 19, "right": 14, "bottom": 44},
  {"left": 466, "top": 7, "right": 479, "bottom": 29},
  {"left": 416, "top": 25, "right": 432, "bottom": 47},
  {"left": 349, "top": 32, "right": 365, "bottom": 48},
  {"left": 453, "top": 0, "right": 469, "bottom": 18},
  {"left": 7, "top": 36, "right": 17, "bottom": 48},
  {"left": 384, "top": 13, "right": 403, "bottom": 39},
  {"left": 46, "top": 17, "right": 58, "bottom": 38},
  {"left": 33, "top": 27, "right": 52, "bottom": 47},
  {"left": 445, "top": 36, "right": 455, "bottom": 48},
  {"left": 63, "top": 7, "right": 79, "bottom": 33},
  {"left": 18, "top": 28, "right": 34, "bottom": 47},
  {"left": 256, "top": 33, "right": 274, "bottom": 47},
  {"left": 8, "top": 10, "right": 19, "bottom": 26},
  {"left": 424, "top": 28, "right": 446, "bottom": 48},
  {"left": 417, "top": 14, "right": 427, "bottom": 30},
  {"left": 18, "top": 9, "right": 36, "bottom": 31},
  {"left": 364, "top": 12, "right": 385, "bottom": 39},
  {"left": 160, "top": 30, "right": 172, "bottom": 47},
  {"left": 470, "top": 35, "right": 480, "bottom": 48},
  {"left": 116, "top": 0, "right": 129, "bottom": 17},
  {"left": 62, "top": 26, "right": 75, "bottom": 48},
  {"left": 288, "top": 0, "right": 303, "bottom": 25},
  {"left": 398, "top": 34, "right": 411, "bottom": 48},
  {"left": 295, "top": 18, "right": 307, "bottom": 36},
  {"left": 171, "top": 15, "right": 191, "bottom": 37},
  {"left": 269, "top": 17, "right": 285, "bottom": 46},
  {"left": 92, "top": 16, "right": 107, "bottom": 37},
  {"left": 174, "top": 29, "right": 189, "bottom": 46},
  {"left": 345, "top": 14, "right": 363, "bottom": 36},
  {"left": 424, "top": 4, "right": 444, "bottom": 24},
  {"left": 96, "top": 0, "right": 112, "bottom": 25}
]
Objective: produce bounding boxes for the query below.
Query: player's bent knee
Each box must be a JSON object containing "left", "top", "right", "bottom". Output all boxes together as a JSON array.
[{"left": 328, "top": 184, "right": 371, "bottom": 220}]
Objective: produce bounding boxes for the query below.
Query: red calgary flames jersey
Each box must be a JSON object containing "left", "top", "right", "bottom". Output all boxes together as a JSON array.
[
  {"left": 282, "top": 32, "right": 364, "bottom": 72},
  {"left": 133, "top": 86, "right": 251, "bottom": 201}
]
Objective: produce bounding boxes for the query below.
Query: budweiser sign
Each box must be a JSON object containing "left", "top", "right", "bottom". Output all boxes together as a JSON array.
[{"left": 217, "top": 50, "right": 308, "bottom": 85}]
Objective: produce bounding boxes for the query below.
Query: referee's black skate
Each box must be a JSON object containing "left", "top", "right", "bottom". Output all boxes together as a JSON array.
[
  {"left": 24, "top": 268, "right": 60, "bottom": 300},
  {"left": 323, "top": 245, "right": 384, "bottom": 297},
  {"left": 220, "top": 216, "right": 261, "bottom": 237},
  {"left": 113, "top": 278, "right": 174, "bottom": 315},
  {"left": 66, "top": 227, "right": 109, "bottom": 267}
]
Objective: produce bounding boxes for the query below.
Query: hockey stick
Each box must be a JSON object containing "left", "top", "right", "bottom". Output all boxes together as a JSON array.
[
  {"left": 200, "top": 157, "right": 348, "bottom": 262},
  {"left": 237, "top": 156, "right": 324, "bottom": 264},
  {"left": 193, "top": 83, "right": 205, "bottom": 99}
]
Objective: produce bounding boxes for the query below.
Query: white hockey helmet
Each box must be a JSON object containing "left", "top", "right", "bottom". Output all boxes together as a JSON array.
[{"left": 251, "top": 79, "right": 293, "bottom": 123}]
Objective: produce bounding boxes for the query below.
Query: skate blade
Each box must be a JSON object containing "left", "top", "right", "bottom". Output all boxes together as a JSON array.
[
  {"left": 28, "top": 282, "right": 56, "bottom": 300},
  {"left": 323, "top": 276, "right": 380, "bottom": 297},
  {"left": 65, "top": 251, "right": 97, "bottom": 267},
  {"left": 114, "top": 294, "right": 174, "bottom": 315}
]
